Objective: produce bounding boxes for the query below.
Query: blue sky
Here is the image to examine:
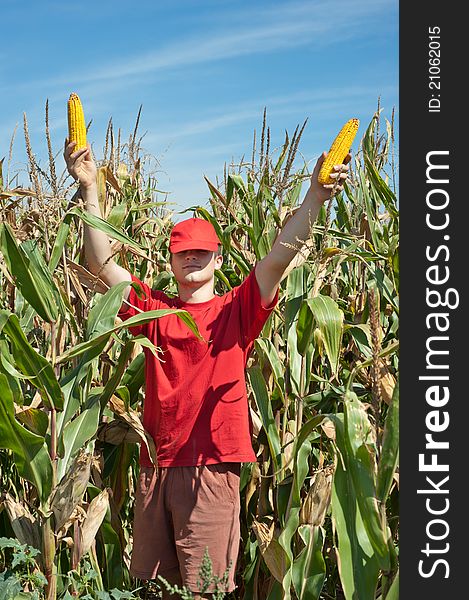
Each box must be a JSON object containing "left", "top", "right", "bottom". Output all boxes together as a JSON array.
[{"left": 1, "top": 0, "right": 398, "bottom": 221}]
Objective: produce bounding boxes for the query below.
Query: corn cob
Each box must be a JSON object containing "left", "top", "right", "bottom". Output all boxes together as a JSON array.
[
  {"left": 67, "top": 93, "right": 87, "bottom": 152},
  {"left": 317, "top": 118, "right": 359, "bottom": 185}
]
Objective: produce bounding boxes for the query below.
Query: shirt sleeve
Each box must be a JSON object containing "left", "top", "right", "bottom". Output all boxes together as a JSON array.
[
  {"left": 235, "top": 263, "right": 279, "bottom": 348},
  {"left": 117, "top": 274, "right": 159, "bottom": 337}
]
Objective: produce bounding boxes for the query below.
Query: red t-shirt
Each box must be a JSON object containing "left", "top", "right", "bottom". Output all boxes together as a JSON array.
[{"left": 117, "top": 265, "right": 279, "bottom": 467}]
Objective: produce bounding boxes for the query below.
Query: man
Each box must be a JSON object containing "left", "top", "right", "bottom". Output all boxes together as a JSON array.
[{"left": 64, "top": 139, "right": 349, "bottom": 599}]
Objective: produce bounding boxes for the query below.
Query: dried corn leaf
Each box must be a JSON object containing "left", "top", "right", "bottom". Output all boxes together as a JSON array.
[
  {"left": 379, "top": 359, "right": 396, "bottom": 405},
  {"left": 0, "top": 187, "right": 35, "bottom": 200},
  {"left": 244, "top": 463, "right": 260, "bottom": 511},
  {"left": 105, "top": 166, "right": 122, "bottom": 193},
  {"left": 66, "top": 259, "right": 108, "bottom": 295},
  {"left": 56, "top": 505, "right": 87, "bottom": 541},
  {"left": 249, "top": 405, "right": 262, "bottom": 438},
  {"left": 109, "top": 394, "right": 157, "bottom": 466},
  {"left": 321, "top": 417, "right": 336, "bottom": 441},
  {"left": 97, "top": 419, "right": 142, "bottom": 444},
  {"left": 282, "top": 430, "right": 295, "bottom": 470}
]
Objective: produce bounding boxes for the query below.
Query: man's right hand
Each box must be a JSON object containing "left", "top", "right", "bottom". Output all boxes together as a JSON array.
[{"left": 63, "top": 140, "right": 97, "bottom": 190}]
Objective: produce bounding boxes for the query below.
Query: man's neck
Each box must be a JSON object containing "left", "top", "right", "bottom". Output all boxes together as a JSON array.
[{"left": 177, "top": 279, "right": 216, "bottom": 304}]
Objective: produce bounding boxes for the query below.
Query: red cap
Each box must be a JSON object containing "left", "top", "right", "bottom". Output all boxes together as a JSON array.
[{"left": 169, "top": 217, "right": 221, "bottom": 253}]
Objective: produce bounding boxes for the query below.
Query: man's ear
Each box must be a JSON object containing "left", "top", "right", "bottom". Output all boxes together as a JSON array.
[{"left": 214, "top": 253, "right": 223, "bottom": 269}]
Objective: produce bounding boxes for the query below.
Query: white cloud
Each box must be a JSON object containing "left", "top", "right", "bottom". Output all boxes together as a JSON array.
[{"left": 13, "top": 0, "right": 396, "bottom": 93}]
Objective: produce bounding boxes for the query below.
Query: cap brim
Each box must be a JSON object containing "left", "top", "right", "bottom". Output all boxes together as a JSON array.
[{"left": 169, "top": 240, "right": 220, "bottom": 253}]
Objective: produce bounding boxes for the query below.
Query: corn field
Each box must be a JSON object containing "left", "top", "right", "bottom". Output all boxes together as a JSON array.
[{"left": 0, "top": 103, "right": 399, "bottom": 600}]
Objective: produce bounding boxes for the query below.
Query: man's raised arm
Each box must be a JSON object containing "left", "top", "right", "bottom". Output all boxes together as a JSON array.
[
  {"left": 255, "top": 152, "right": 350, "bottom": 306},
  {"left": 64, "top": 140, "right": 132, "bottom": 300}
]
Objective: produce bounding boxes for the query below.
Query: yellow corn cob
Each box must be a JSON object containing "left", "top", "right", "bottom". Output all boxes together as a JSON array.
[
  {"left": 317, "top": 118, "right": 359, "bottom": 185},
  {"left": 67, "top": 93, "right": 87, "bottom": 152}
]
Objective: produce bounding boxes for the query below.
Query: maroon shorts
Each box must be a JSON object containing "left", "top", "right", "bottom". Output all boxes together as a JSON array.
[{"left": 130, "top": 463, "right": 241, "bottom": 593}]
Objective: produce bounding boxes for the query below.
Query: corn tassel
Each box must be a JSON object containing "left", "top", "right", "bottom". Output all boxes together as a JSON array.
[
  {"left": 317, "top": 118, "right": 359, "bottom": 185},
  {"left": 67, "top": 93, "right": 87, "bottom": 152}
]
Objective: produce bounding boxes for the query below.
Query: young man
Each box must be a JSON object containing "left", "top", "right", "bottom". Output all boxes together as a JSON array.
[{"left": 64, "top": 140, "right": 349, "bottom": 599}]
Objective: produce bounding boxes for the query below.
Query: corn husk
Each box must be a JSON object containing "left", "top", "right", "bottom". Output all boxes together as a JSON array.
[
  {"left": 252, "top": 518, "right": 286, "bottom": 583},
  {"left": 50, "top": 451, "right": 92, "bottom": 532},
  {"left": 300, "top": 468, "right": 334, "bottom": 526}
]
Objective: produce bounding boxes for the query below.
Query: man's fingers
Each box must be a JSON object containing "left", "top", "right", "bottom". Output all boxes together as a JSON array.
[
  {"left": 323, "top": 182, "right": 344, "bottom": 194},
  {"left": 70, "top": 146, "right": 88, "bottom": 161},
  {"left": 330, "top": 171, "right": 348, "bottom": 181}
]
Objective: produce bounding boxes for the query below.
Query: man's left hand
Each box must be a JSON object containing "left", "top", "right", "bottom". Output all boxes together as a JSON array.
[{"left": 309, "top": 151, "right": 351, "bottom": 204}]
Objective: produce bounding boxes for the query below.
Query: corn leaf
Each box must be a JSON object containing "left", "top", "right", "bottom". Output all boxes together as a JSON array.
[
  {"left": 107, "top": 202, "right": 127, "bottom": 229},
  {"left": 304, "top": 295, "right": 344, "bottom": 377},
  {"left": 285, "top": 266, "right": 309, "bottom": 396},
  {"left": 383, "top": 570, "right": 399, "bottom": 600},
  {"left": 0, "top": 374, "right": 53, "bottom": 508},
  {"left": 278, "top": 415, "right": 325, "bottom": 598},
  {"left": 86, "top": 483, "right": 125, "bottom": 589},
  {"left": 291, "top": 525, "right": 326, "bottom": 600},
  {"left": 0, "top": 311, "right": 64, "bottom": 410},
  {"left": 56, "top": 397, "right": 101, "bottom": 482},
  {"left": 330, "top": 392, "right": 391, "bottom": 573},
  {"left": 121, "top": 353, "right": 145, "bottom": 404},
  {"left": 16, "top": 407, "right": 49, "bottom": 438},
  {"left": 247, "top": 365, "right": 282, "bottom": 475},
  {"left": 57, "top": 306, "right": 201, "bottom": 363},
  {"left": 376, "top": 377, "right": 399, "bottom": 504},
  {"left": 0, "top": 222, "right": 58, "bottom": 322},
  {"left": 254, "top": 338, "right": 285, "bottom": 395},
  {"left": 21, "top": 239, "right": 68, "bottom": 318},
  {"left": 49, "top": 213, "right": 73, "bottom": 272},
  {"left": 68, "top": 206, "right": 142, "bottom": 250},
  {"left": 330, "top": 416, "right": 381, "bottom": 600},
  {"left": 296, "top": 301, "right": 315, "bottom": 356}
]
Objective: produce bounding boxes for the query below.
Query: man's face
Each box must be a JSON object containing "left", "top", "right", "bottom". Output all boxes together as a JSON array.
[{"left": 170, "top": 248, "right": 223, "bottom": 286}]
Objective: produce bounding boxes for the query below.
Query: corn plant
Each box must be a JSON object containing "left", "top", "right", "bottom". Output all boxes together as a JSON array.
[{"left": 0, "top": 102, "right": 398, "bottom": 600}]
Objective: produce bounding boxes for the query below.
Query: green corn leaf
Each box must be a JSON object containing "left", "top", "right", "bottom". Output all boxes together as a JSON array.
[
  {"left": 330, "top": 392, "right": 391, "bottom": 573},
  {"left": 98, "top": 336, "right": 158, "bottom": 410},
  {"left": 0, "top": 374, "right": 53, "bottom": 508},
  {"left": 121, "top": 353, "right": 145, "bottom": 404},
  {"left": 0, "top": 222, "right": 58, "bottom": 322},
  {"left": 57, "top": 307, "right": 202, "bottom": 363},
  {"left": 87, "top": 281, "right": 132, "bottom": 339},
  {"left": 49, "top": 214, "right": 72, "bottom": 272},
  {"left": 383, "top": 569, "right": 399, "bottom": 600},
  {"left": 291, "top": 525, "right": 326, "bottom": 600},
  {"left": 107, "top": 202, "right": 127, "bottom": 229},
  {"left": 21, "top": 239, "right": 68, "bottom": 318},
  {"left": 16, "top": 407, "right": 49, "bottom": 438},
  {"left": 304, "top": 295, "right": 344, "bottom": 377},
  {"left": 0, "top": 311, "right": 64, "bottom": 410},
  {"left": 247, "top": 365, "right": 282, "bottom": 475},
  {"left": 330, "top": 415, "right": 381, "bottom": 600},
  {"left": 273, "top": 131, "right": 290, "bottom": 174},
  {"left": 278, "top": 415, "right": 326, "bottom": 599},
  {"left": 296, "top": 301, "right": 315, "bottom": 356},
  {"left": 254, "top": 338, "right": 286, "bottom": 395},
  {"left": 68, "top": 206, "right": 142, "bottom": 250},
  {"left": 56, "top": 397, "right": 101, "bottom": 482},
  {"left": 377, "top": 377, "right": 399, "bottom": 504}
]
